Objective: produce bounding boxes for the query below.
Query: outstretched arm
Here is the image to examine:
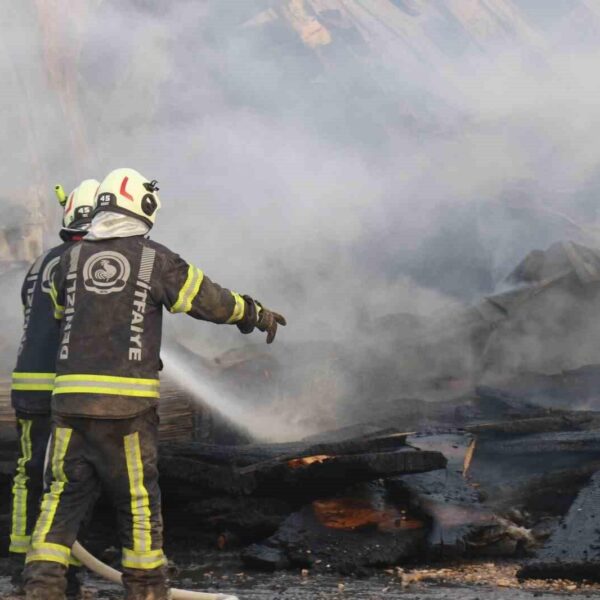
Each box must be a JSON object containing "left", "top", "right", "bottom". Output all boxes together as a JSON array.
[{"left": 157, "top": 251, "right": 286, "bottom": 343}]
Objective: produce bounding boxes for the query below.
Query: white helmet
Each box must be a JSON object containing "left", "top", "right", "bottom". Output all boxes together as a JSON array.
[
  {"left": 94, "top": 168, "right": 161, "bottom": 227},
  {"left": 58, "top": 179, "right": 99, "bottom": 232}
]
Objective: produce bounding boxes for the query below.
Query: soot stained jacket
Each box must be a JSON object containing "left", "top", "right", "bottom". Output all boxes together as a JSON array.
[
  {"left": 11, "top": 242, "right": 73, "bottom": 414},
  {"left": 50, "top": 235, "right": 258, "bottom": 418}
]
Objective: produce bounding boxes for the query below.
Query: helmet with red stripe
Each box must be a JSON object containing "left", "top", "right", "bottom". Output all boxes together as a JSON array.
[
  {"left": 62, "top": 179, "right": 99, "bottom": 232},
  {"left": 93, "top": 168, "right": 161, "bottom": 227}
]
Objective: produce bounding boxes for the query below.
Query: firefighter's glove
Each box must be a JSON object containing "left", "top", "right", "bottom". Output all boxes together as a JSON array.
[{"left": 256, "top": 304, "right": 286, "bottom": 344}]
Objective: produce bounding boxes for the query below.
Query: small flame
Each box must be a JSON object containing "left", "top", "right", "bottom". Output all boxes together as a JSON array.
[
  {"left": 288, "top": 454, "right": 331, "bottom": 468},
  {"left": 312, "top": 498, "right": 424, "bottom": 531}
]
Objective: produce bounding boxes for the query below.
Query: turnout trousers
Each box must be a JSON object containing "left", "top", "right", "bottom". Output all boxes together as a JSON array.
[
  {"left": 9, "top": 411, "right": 52, "bottom": 555},
  {"left": 24, "top": 407, "right": 166, "bottom": 594}
]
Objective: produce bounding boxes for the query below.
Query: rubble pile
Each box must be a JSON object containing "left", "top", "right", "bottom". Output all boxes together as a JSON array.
[
  {"left": 0, "top": 371, "right": 599, "bottom": 581},
  {"left": 55, "top": 391, "right": 600, "bottom": 578},
  {"left": 1, "top": 240, "right": 600, "bottom": 583}
]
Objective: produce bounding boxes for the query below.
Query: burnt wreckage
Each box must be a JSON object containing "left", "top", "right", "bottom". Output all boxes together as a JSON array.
[{"left": 1, "top": 240, "right": 600, "bottom": 580}]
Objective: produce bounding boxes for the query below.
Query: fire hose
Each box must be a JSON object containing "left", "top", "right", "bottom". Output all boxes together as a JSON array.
[
  {"left": 42, "top": 436, "right": 239, "bottom": 600},
  {"left": 71, "top": 542, "right": 238, "bottom": 600}
]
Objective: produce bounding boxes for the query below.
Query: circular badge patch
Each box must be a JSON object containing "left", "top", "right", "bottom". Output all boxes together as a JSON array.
[{"left": 83, "top": 251, "right": 131, "bottom": 295}]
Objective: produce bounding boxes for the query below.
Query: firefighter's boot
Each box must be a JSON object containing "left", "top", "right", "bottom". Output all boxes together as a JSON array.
[
  {"left": 8, "top": 553, "right": 25, "bottom": 595},
  {"left": 65, "top": 565, "right": 84, "bottom": 600},
  {"left": 122, "top": 566, "right": 169, "bottom": 600},
  {"left": 23, "top": 560, "right": 67, "bottom": 600}
]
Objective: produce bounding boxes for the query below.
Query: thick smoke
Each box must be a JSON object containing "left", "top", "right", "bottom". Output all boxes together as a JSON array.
[{"left": 3, "top": 1, "right": 600, "bottom": 439}]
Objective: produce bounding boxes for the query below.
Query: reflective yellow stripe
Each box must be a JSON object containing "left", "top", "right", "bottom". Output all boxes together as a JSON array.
[
  {"left": 122, "top": 547, "right": 166, "bottom": 570},
  {"left": 170, "top": 264, "right": 194, "bottom": 313},
  {"left": 124, "top": 432, "right": 153, "bottom": 558},
  {"left": 69, "top": 554, "right": 82, "bottom": 567},
  {"left": 49, "top": 280, "right": 58, "bottom": 305},
  {"left": 53, "top": 387, "right": 160, "bottom": 397},
  {"left": 53, "top": 374, "right": 160, "bottom": 398},
  {"left": 26, "top": 542, "right": 71, "bottom": 567},
  {"left": 12, "top": 384, "right": 55, "bottom": 391},
  {"left": 30, "top": 428, "right": 72, "bottom": 557},
  {"left": 55, "top": 374, "right": 159, "bottom": 384},
  {"left": 12, "top": 372, "right": 56, "bottom": 379},
  {"left": 226, "top": 292, "right": 246, "bottom": 324},
  {"left": 188, "top": 268, "right": 204, "bottom": 312},
  {"left": 12, "top": 372, "right": 55, "bottom": 392},
  {"left": 11, "top": 420, "right": 32, "bottom": 545},
  {"left": 170, "top": 265, "right": 204, "bottom": 314},
  {"left": 9, "top": 534, "right": 31, "bottom": 554},
  {"left": 49, "top": 281, "right": 64, "bottom": 319}
]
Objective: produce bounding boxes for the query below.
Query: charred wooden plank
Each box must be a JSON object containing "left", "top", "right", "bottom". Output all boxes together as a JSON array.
[
  {"left": 476, "top": 430, "right": 600, "bottom": 455},
  {"left": 161, "top": 428, "right": 411, "bottom": 467},
  {"left": 253, "top": 449, "right": 447, "bottom": 497},
  {"left": 467, "top": 413, "right": 600, "bottom": 435},
  {"left": 518, "top": 470, "right": 600, "bottom": 582},
  {"left": 158, "top": 455, "right": 255, "bottom": 495},
  {"left": 159, "top": 448, "right": 446, "bottom": 497}
]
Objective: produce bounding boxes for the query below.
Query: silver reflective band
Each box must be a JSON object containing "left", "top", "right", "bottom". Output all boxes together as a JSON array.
[
  {"left": 12, "top": 376, "right": 55, "bottom": 387},
  {"left": 11, "top": 373, "right": 55, "bottom": 391},
  {"left": 122, "top": 547, "right": 166, "bottom": 568},
  {"left": 138, "top": 246, "right": 156, "bottom": 283},
  {"left": 26, "top": 544, "right": 72, "bottom": 566}
]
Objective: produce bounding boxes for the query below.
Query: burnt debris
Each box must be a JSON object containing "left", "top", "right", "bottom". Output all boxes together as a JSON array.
[
  {"left": 1, "top": 242, "right": 600, "bottom": 580},
  {"left": 518, "top": 470, "right": 600, "bottom": 582}
]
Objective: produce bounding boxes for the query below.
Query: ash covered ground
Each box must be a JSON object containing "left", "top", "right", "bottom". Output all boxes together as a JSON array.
[{"left": 0, "top": 555, "right": 598, "bottom": 599}]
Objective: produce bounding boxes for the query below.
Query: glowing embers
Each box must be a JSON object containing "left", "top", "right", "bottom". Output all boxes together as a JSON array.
[
  {"left": 312, "top": 497, "right": 424, "bottom": 532},
  {"left": 287, "top": 455, "right": 331, "bottom": 469}
]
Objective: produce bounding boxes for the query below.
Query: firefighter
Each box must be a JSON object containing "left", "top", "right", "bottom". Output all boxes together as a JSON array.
[
  {"left": 10, "top": 180, "right": 98, "bottom": 597},
  {"left": 23, "top": 168, "right": 286, "bottom": 600}
]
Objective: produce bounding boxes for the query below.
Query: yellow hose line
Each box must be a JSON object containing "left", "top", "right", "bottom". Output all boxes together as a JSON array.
[{"left": 71, "top": 542, "right": 239, "bottom": 600}]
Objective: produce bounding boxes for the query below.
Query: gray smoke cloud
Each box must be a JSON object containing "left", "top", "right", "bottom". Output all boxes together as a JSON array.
[{"left": 3, "top": 1, "right": 600, "bottom": 439}]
